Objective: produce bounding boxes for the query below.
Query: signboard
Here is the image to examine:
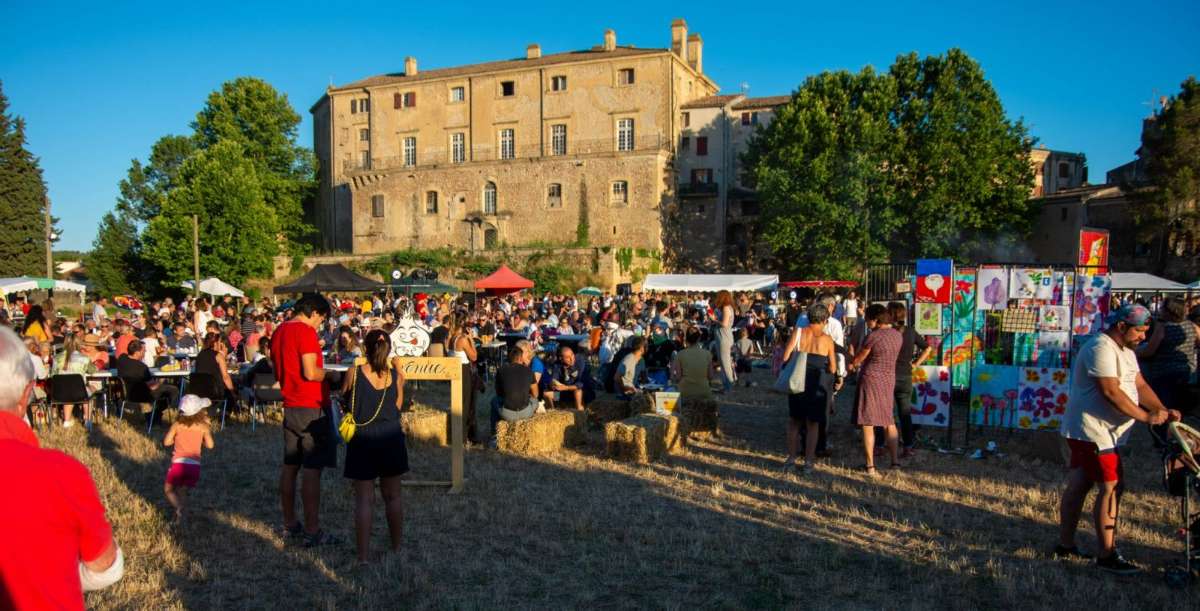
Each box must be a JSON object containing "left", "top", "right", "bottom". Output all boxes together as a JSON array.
[
  {"left": 895, "top": 281, "right": 912, "bottom": 294},
  {"left": 389, "top": 314, "right": 432, "bottom": 357},
  {"left": 392, "top": 356, "right": 464, "bottom": 493},
  {"left": 915, "top": 259, "right": 953, "bottom": 304},
  {"left": 1078, "top": 228, "right": 1110, "bottom": 274}
]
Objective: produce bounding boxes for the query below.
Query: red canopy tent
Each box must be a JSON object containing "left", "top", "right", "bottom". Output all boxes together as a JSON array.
[
  {"left": 474, "top": 265, "right": 534, "bottom": 295},
  {"left": 779, "top": 280, "right": 859, "bottom": 288}
]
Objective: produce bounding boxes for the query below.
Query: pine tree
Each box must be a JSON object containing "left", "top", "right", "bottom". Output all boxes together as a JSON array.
[{"left": 0, "top": 81, "right": 50, "bottom": 276}]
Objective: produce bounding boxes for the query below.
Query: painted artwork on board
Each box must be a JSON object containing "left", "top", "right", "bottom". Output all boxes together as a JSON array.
[
  {"left": 1036, "top": 332, "right": 1071, "bottom": 368},
  {"left": 915, "top": 259, "right": 953, "bottom": 304},
  {"left": 1038, "top": 306, "right": 1070, "bottom": 332},
  {"left": 969, "top": 364, "right": 1020, "bottom": 427},
  {"left": 914, "top": 302, "right": 943, "bottom": 335},
  {"left": 1009, "top": 268, "right": 1055, "bottom": 300},
  {"left": 976, "top": 268, "right": 1008, "bottom": 310},
  {"left": 910, "top": 366, "right": 951, "bottom": 427},
  {"left": 1072, "top": 274, "right": 1111, "bottom": 335},
  {"left": 1015, "top": 367, "right": 1070, "bottom": 430},
  {"left": 942, "top": 331, "right": 983, "bottom": 389}
]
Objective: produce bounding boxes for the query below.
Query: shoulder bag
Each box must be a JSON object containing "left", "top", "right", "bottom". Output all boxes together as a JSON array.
[
  {"left": 338, "top": 366, "right": 390, "bottom": 443},
  {"left": 773, "top": 327, "right": 809, "bottom": 394}
]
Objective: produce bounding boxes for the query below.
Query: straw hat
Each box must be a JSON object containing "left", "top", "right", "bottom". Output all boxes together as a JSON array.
[{"left": 82, "top": 334, "right": 101, "bottom": 348}]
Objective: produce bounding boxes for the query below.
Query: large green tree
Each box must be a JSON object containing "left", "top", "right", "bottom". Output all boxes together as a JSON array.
[
  {"left": 743, "top": 49, "right": 1035, "bottom": 277},
  {"left": 84, "top": 205, "right": 140, "bottom": 296},
  {"left": 1132, "top": 76, "right": 1200, "bottom": 276},
  {"left": 141, "top": 140, "right": 281, "bottom": 284},
  {"left": 192, "top": 77, "right": 316, "bottom": 251},
  {"left": 0, "top": 81, "right": 51, "bottom": 276}
]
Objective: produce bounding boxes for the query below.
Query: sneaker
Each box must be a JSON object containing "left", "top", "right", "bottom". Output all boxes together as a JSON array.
[
  {"left": 281, "top": 522, "right": 305, "bottom": 540},
  {"left": 304, "top": 529, "right": 340, "bottom": 548},
  {"left": 62, "top": 419, "right": 76, "bottom": 429},
  {"left": 1096, "top": 553, "right": 1139, "bottom": 575},
  {"left": 1052, "top": 545, "right": 1092, "bottom": 560}
]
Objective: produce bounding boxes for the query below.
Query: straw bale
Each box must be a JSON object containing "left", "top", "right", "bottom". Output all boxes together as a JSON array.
[
  {"left": 605, "top": 413, "right": 682, "bottom": 464},
  {"left": 629, "top": 393, "right": 655, "bottom": 416},
  {"left": 677, "top": 397, "right": 719, "bottom": 436},
  {"left": 495, "top": 409, "right": 586, "bottom": 455},
  {"left": 587, "top": 396, "right": 632, "bottom": 426},
  {"left": 402, "top": 403, "right": 449, "bottom": 446}
]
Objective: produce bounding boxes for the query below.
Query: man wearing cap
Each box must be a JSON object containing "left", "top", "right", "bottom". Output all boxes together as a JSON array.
[
  {"left": 1056, "top": 304, "right": 1181, "bottom": 573},
  {"left": 0, "top": 326, "right": 124, "bottom": 608}
]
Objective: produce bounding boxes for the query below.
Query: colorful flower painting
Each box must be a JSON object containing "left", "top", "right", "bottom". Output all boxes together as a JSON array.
[
  {"left": 915, "top": 302, "right": 943, "bottom": 335},
  {"left": 952, "top": 269, "right": 976, "bottom": 329},
  {"left": 1072, "top": 274, "right": 1111, "bottom": 335},
  {"left": 969, "top": 364, "right": 1020, "bottom": 427},
  {"left": 942, "top": 331, "right": 983, "bottom": 389},
  {"left": 910, "top": 366, "right": 951, "bottom": 427},
  {"left": 1016, "top": 367, "right": 1070, "bottom": 430},
  {"left": 976, "top": 267, "right": 1008, "bottom": 310},
  {"left": 1009, "top": 268, "right": 1055, "bottom": 300}
]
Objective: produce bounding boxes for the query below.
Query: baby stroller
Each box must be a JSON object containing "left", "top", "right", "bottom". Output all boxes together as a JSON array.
[{"left": 1159, "top": 421, "right": 1200, "bottom": 587}]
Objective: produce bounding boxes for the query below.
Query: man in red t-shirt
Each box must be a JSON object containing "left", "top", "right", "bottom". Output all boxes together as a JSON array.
[
  {"left": 112, "top": 319, "right": 135, "bottom": 359},
  {"left": 0, "top": 326, "right": 124, "bottom": 609},
  {"left": 270, "top": 293, "right": 339, "bottom": 547}
]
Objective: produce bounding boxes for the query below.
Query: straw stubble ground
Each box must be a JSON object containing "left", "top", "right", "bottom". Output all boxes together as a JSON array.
[{"left": 40, "top": 368, "right": 1194, "bottom": 609}]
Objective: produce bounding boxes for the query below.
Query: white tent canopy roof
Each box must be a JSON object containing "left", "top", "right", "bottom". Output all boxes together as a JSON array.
[
  {"left": 0, "top": 276, "right": 86, "bottom": 293},
  {"left": 642, "top": 274, "right": 779, "bottom": 292},
  {"left": 181, "top": 277, "right": 246, "bottom": 298},
  {"left": 1109, "top": 272, "right": 1188, "bottom": 291}
]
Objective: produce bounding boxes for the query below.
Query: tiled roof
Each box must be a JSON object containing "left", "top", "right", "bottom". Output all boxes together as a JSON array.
[
  {"left": 330, "top": 46, "right": 669, "bottom": 93},
  {"left": 732, "top": 95, "right": 790, "bottom": 110},
  {"left": 681, "top": 94, "right": 743, "bottom": 109}
]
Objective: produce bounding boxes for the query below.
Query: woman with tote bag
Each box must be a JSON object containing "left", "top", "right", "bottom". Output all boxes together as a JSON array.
[{"left": 780, "top": 303, "right": 838, "bottom": 472}]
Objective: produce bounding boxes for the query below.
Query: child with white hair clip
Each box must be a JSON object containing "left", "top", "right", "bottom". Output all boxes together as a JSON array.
[{"left": 163, "top": 395, "right": 215, "bottom": 524}]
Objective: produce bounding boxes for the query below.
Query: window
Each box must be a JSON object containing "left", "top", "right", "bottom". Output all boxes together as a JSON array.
[
  {"left": 681, "top": 112, "right": 690, "bottom": 127},
  {"left": 339, "top": 127, "right": 348, "bottom": 144},
  {"left": 1060, "top": 207, "right": 1068, "bottom": 221},
  {"left": 351, "top": 99, "right": 357, "bottom": 114},
  {"left": 402, "top": 92, "right": 416, "bottom": 108},
  {"left": 696, "top": 136, "right": 708, "bottom": 156},
  {"left": 352, "top": 98, "right": 369, "bottom": 113},
  {"left": 499, "top": 129, "right": 515, "bottom": 159},
  {"left": 500, "top": 81, "right": 515, "bottom": 97},
  {"left": 551, "top": 124, "right": 567, "bottom": 156},
  {"left": 1058, "top": 162, "right": 1070, "bottom": 179},
  {"left": 450, "top": 86, "right": 465, "bottom": 102},
  {"left": 483, "top": 182, "right": 497, "bottom": 214},
  {"left": 484, "top": 227, "right": 498, "bottom": 249},
  {"left": 691, "top": 169, "right": 713, "bottom": 184},
  {"left": 359, "top": 150, "right": 370, "bottom": 168},
  {"left": 680, "top": 136, "right": 690, "bottom": 152},
  {"left": 611, "top": 180, "right": 628, "bottom": 204},
  {"left": 751, "top": 112, "right": 759, "bottom": 125},
  {"left": 359, "top": 128, "right": 370, "bottom": 142},
  {"left": 617, "top": 119, "right": 634, "bottom": 152},
  {"left": 371, "top": 194, "right": 384, "bottom": 217},
  {"left": 393, "top": 93, "right": 402, "bottom": 109},
  {"left": 551, "top": 75, "right": 567, "bottom": 91},
  {"left": 741, "top": 112, "right": 750, "bottom": 126},
  {"left": 547, "top": 183, "right": 562, "bottom": 208},
  {"left": 451, "top": 133, "right": 465, "bottom": 164},
  {"left": 403, "top": 137, "right": 417, "bottom": 167},
  {"left": 425, "top": 191, "right": 438, "bottom": 214},
  {"left": 618, "top": 68, "right": 635, "bottom": 85}
]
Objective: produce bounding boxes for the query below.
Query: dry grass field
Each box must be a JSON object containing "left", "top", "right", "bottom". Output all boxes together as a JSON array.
[{"left": 39, "top": 367, "right": 1197, "bottom": 609}]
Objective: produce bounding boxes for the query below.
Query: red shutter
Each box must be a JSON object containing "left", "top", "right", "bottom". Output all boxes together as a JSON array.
[
  {"left": 394, "top": 93, "right": 402, "bottom": 109},
  {"left": 406, "top": 92, "right": 416, "bottom": 107},
  {"left": 697, "top": 137, "right": 708, "bottom": 156}
]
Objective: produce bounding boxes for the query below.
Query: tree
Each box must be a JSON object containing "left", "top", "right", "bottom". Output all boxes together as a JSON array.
[
  {"left": 0, "top": 81, "right": 51, "bottom": 276},
  {"left": 84, "top": 207, "right": 139, "bottom": 296},
  {"left": 192, "top": 77, "right": 316, "bottom": 251},
  {"left": 743, "top": 49, "right": 1035, "bottom": 277},
  {"left": 119, "top": 135, "right": 196, "bottom": 223},
  {"left": 141, "top": 141, "right": 281, "bottom": 285},
  {"left": 1132, "top": 77, "right": 1200, "bottom": 276}
]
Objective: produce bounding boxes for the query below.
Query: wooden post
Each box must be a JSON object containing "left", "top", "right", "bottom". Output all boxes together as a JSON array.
[
  {"left": 44, "top": 195, "right": 53, "bottom": 279},
  {"left": 390, "top": 356, "right": 465, "bottom": 492},
  {"left": 449, "top": 374, "right": 464, "bottom": 493},
  {"left": 192, "top": 214, "right": 200, "bottom": 297}
]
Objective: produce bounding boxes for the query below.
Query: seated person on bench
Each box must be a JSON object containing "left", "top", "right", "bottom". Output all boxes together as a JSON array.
[{"left": 543, "top": 345, "right": 595, "bottom": 410}]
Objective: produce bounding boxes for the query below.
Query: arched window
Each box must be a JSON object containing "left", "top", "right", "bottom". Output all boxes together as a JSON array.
[
  {"left": 484, "top": 226, "right": 498, "bottom": 249},
  {"left": 483, "top": 182, "right": 497, "bottom": 214}
]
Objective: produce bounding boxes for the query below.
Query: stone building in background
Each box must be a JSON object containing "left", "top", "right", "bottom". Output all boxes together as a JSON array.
[
  {"left": 310, "top": 20, "right": 719, "bottom": 258},
  {"left": 1028, "top": 146, "right": 1087, "bottom": 197}
]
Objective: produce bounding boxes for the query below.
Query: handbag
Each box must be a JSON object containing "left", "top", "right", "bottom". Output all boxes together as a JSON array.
[
  {"left": 773, "top": 328, "right": 809, "bottom": 394},
  {"left": 338, "top": 366, "right": 390, "bottom": 443}
]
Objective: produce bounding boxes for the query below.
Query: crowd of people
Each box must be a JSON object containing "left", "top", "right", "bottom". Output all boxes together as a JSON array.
[{"left": 1, "top": 283, "right": 1199, "bottom": 605}]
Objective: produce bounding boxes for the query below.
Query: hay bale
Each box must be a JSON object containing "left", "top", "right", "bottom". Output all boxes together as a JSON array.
[
  {"left": 402, "top": 403, "right": 448, "bottom": 446},
  {"left": 629, "top": 393, "right": 655, "bottom": 416},
  {"left": 677, "top": 397, "right": 719, "bottom": 436},
  {"left": 495, "top": 410, "right": 586, "bottom": 455},
  {"left": 605, "top": 414, "right": 682, "bottom": 464},
  {"left": 587, "top": 396, "right": 632, "bottom": 426}
]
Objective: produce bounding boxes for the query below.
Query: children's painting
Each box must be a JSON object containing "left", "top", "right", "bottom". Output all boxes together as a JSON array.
[
  {"left": 910, "top": 366, "right": 951, "bottom": 427},
  {"left": 942, "top": 331, "right": 983, "bottom": 389},
  {"left": 915, "top": 259, "right": 953, "bottom": 304},
  {"left": 1036, "top": 331, "right": 1070, "bottom": 367},
  {"left": 976, "top": 267, "right": 1008, "bottom": 310},
  {"left": 1072, "top": 274, "right": 1111, "bottom": 335},
  {"left": 1015, "top": 367, "right": 1070, "bottom": 430},
  {"left": 1054, "top": 271, "right": 1074, "bottom": 307},
  {"left": 914, "top": 302, "right": 943, "bottom": 335},
  {"left": 969, "top": 364, "right": 1019, "bottom": 427},
  {"left": 1009, "top": 268, "right": 1054, "bottom": 300},
  {"left": 1038, "top": 305, "right": 1069, "bottom": 332},
  {"left": 952, "top": 269, "right": 977, "bottom": 329}
]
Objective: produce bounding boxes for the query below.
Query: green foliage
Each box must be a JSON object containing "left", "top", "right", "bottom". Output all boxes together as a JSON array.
[
  {"left": 84, "top": 210, "right": 139, "bottom": 297},
  {"left": 576, "top": 177, "right": 590, "bottom": 246},
  {"left": 120, "top": 135, "right": 196, "bottom": 224},
  {"left": 1130, "top": 77, "right": 1200, "bottom": 275},
  {"left": 141, "top": 141, "right": 280, "bottom": 285},
  {"left": 615, "top": 248, "right": 634, "bottom": 273},
  {"left": 290, "top": 253, "right": 305, "bottom": 274},
  {"left": 524, "top": 263, "right": 573, "bottom": 294},
  {"left": 0, "top": 81, "right": 50, "bottom": 276},
  {"left": 743, "top": 49, "right": 1034, "bottom": 278}
]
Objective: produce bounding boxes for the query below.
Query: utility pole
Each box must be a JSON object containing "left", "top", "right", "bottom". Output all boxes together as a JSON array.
[
  {"left": 44, "top": 194, "right": 53, "bottom": 279},
  {"left": 192, "top": 214, "right": 200, "bottom": 297}
]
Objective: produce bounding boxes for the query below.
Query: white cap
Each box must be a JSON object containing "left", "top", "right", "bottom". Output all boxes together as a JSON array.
[{"left": 179, "top": 394, "right": 211, "bottom": 417}]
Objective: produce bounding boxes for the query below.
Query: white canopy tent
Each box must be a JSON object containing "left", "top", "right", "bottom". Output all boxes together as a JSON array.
[
  {"left": 1188, "top": 280, "right": 1200, "bottom": 289},
  {"left": 1109, "top": 272, "right": 1188, "bottom": 292},
  {"left": 642, "top": 274, "right": 779, "bottom": 292},
  {"left": 0, "top": 277, "right": 86, "bottom": 293},
  {"left": 182, "top": 277, "right": 246, "bottom": 298}
]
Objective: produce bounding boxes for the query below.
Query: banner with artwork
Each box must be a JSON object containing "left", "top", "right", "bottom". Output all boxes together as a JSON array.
[
  {"left": 1071, "top": 274, "right": 1111, "bottom": 336},
  {"left": 910, "top": 366, "right": 951, "bottom": 427},
  {"left": 1078, "top": 228, "right": 1110, "bottom": 274},
  {"left": 1009, "top": 268, "right": 1054, "bottom": 300},
  {"left": 976, "top": 267, "right": 1008, "bottom": 310},
  {"left": 915, "top": 259, "right": 953, "bottom": 304},
  {"left": 969, "top": 364, "right": 1020, "bottom": 427},
  {"left": 1015, "top": 367, "right": 1070, "bottom": 430}
]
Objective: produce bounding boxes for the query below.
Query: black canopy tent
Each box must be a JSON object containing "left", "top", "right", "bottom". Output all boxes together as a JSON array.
[
  {"left": 273, "top": 264, "right": 383, "bottom": 294},
  {"left": 388, "top": 276, "right": 462, "bottom": 296}
]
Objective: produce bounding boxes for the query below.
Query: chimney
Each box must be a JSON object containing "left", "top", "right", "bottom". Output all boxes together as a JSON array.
[
  {"left": 603, "top": 29, "right": 616, "bottom": 52},
  {"left": 687, "top": 33, "right": 702, "bottom": 73},
  {"left": 404, "top": 56, "right": 417, "bottom": 76},
  {"left": 526, "top": 44, "right": 541, "bottom": 59},
  {"left": 671, "top": 19, "right": 688, "bottom": 62}
]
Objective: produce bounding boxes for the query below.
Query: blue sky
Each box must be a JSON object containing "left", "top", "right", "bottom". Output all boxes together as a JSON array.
[{"left": 3, "top": 0, "right": 1197, "bottom": 251}]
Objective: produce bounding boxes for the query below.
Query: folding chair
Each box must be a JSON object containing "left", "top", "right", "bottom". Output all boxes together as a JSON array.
[
  {"left": 189, "top": 372, "right": 229, "bottom": 430},
  {"left": 250, "top": 373, "right": 283, "bottom": 432},
  {"left": 48, "top": 373, "right": 92, "bottom": 430}
]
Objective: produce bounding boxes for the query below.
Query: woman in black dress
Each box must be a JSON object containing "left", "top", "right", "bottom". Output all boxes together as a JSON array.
[
  {"left": 782, "top": 303, "right": 838, "bottom": 473},
  {"left": 339, "top": 329, "right": 408, "bottom": 564}
]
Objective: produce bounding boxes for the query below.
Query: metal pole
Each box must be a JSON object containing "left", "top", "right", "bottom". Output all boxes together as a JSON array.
[
  {"left": 44, "top": 194, "right": 53, "bottom": 278},
  {"left": 192, "top": 215, "right": 200, "bottom": 297}
]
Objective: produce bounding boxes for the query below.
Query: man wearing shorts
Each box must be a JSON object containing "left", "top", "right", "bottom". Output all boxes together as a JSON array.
[
  {"left": 1056, "top": 304, "right": 1179, "bottom": 573},
  {"left": 271, "top": 294, "right": 338, "bottom": 547}
]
